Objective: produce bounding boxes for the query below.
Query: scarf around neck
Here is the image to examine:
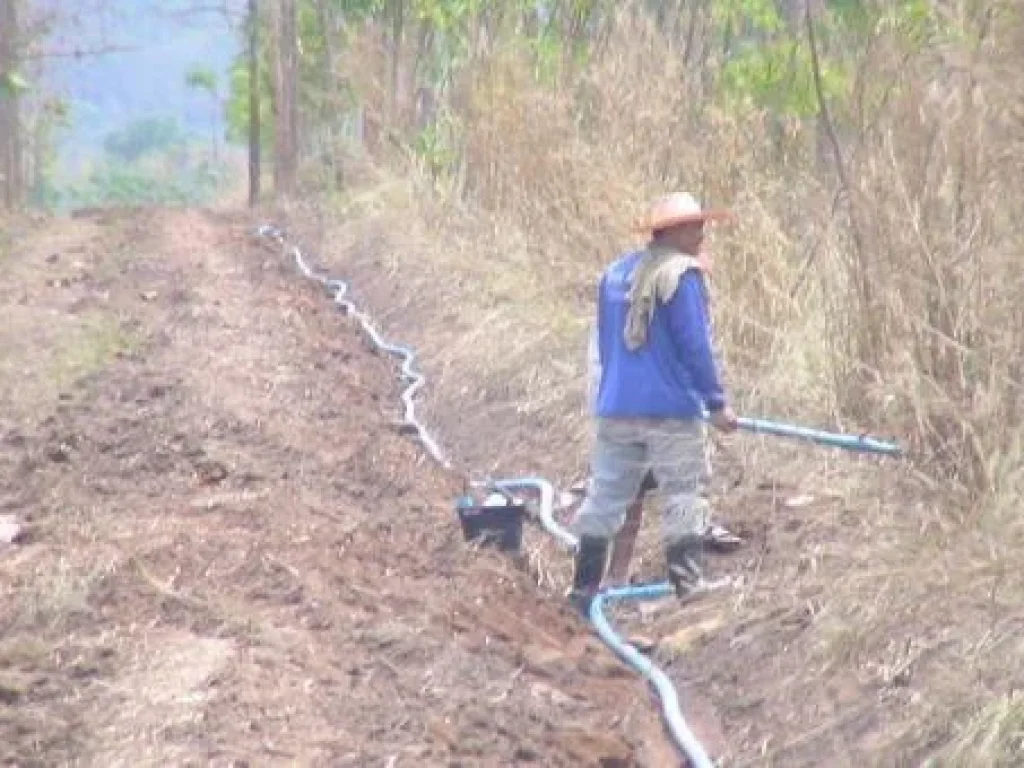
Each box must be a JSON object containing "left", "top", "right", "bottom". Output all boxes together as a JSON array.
[{"left": 623, "top": 242, "right": 703, "bottom": 350}]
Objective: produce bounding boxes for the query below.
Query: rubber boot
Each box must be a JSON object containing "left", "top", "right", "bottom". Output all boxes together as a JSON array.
[
  {"left": 567, "top": 535, "right": 610, "bottom": 617},
  {"left": 666, "top": 535, "right": 705, "bottom": 599},
  {"left": 604, "top": 500, "right": 642, "bottom": 588}
]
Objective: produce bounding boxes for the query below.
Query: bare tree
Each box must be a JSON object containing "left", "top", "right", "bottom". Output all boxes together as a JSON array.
[
  {"left": 247, "top": 0, "right": 260, "bottom": 206},
  {"left": 0, "top": 0, "right": 23, "bottom": 208},
  {"left": 269, "top": 0, "right": 298, "bottom": 197}
]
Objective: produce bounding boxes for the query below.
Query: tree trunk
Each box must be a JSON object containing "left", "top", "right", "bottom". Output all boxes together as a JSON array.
[
  {"left": 0, "top": 0, "right": 23, "bottom": 209},
  {"left": 247, "top": 0, "right": 260, "bottom": 206},
  {"left": 389, "top": 0, "right": 404, "bottom": 124},
  {"left": 271, "top": 0, "right": 299, "bottom": 197},
  {"left": 314, "top": 0, "right": 339, "bottom": 85}
]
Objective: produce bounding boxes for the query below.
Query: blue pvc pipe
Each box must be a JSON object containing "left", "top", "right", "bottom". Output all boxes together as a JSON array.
[
  {"left": 591, "top": 585, "right": 716, "bottom": 768},
  {"left": 734, "top": 416, "right": 903, "bottom": 457}
]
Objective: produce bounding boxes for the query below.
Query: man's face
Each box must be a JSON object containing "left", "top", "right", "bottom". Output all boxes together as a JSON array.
[{"left": 668, "top": 221, "right": 705, "bottom": 255}]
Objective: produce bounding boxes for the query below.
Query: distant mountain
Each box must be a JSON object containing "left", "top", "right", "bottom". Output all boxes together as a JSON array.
[{"left": 39, "top": 0, "right": 244, "bottom": 171}]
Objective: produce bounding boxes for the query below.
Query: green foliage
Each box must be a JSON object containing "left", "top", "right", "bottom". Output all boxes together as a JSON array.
[
  {"left": 529, "top": 28, "right": 567, "bottom": 86},
  {"left": 55, "top": 154, "right": 224, "bottom": 209},
  {"left": 185, "top": 65, "right": 218, "bottom": 94},
  {"left": 412, "top": 109, "right": 460, "bottom": 178},
  {"left": 45, "top": 97, "right": 72, "bottom": 127},
  {"left": 39, "top": 115, "right": 228, "bottom": 210},
  {"left": 825, "top": 0, "right": 874, "bottom": 33},
  {"left": 102, "top": 116, "right": 188, "bottom": 163},
  {"left": 879, "top": 0, "right": 942, "bottom": 45},
  {"left": 224, "top": 56, "right": 273, "bottom": 149},
  {"left": 710, "top": 0, "right": 849, "bottom": 118},
  {"left": 713, "top": 0, "right": 785, "bottom": 35},
  {"left": 224, "top": 60, "right": 249, "bottom": 144},
  {"left": 411, "top": 0, "right": 477, "bottom": 31},
  {"left": 820, "top": 0, "right": 945, "bottom": 52},
  {"left": 720, "top": 38, "right": 849, "bottom": 117},
  {"left": 29, "top": 99, "right": 75, "bottom": 208},
  {"left": 78, "top": 162, "right": 221, "bottom": 206},
  {"left": 217, "top": 0, "right": 964, "bottom": 191},
  {"left": 0, "top": 70, "right": 29, "bottom": 98}
]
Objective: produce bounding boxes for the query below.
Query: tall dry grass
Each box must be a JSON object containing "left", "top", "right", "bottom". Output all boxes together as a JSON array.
[{"left": 324, "top": 5, "right": 1024, "bottom": 504}]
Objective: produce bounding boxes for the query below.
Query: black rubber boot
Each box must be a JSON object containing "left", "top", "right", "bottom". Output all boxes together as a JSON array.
[
  {"left": 567, "top": 535, "right": 610, "bottom": 617},
  {"left": 666, "top": 535, "right": 705, "bottom": 598}
]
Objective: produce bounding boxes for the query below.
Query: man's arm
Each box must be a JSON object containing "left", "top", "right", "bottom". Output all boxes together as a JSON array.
[{"left": 667, "top": 269, "right": 727, "bottom": 412}]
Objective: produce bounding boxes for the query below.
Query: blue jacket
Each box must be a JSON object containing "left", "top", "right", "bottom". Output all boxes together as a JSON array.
[{"left": 593, "top": 249, "right": 726, "bottom": 419}]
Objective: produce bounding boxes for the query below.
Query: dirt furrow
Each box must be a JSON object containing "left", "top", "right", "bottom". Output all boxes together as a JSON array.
[{"left": 1, "top": 207, "right": 695, "bottom": 767}]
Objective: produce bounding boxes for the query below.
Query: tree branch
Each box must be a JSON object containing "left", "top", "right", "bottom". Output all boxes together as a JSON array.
[
  {"left": 804, "top": 0, "right": 855, "bottom": 235},
  {"left": 20, "top": 44, "right": 140, "bottom": 60},
  {"left": 805, "top": 0, "right": 879, "bottom": 386}
]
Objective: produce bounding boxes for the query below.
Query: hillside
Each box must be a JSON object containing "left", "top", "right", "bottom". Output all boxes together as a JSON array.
[{"left": 40, "top": 0, "right": 241, "bottom": 166}]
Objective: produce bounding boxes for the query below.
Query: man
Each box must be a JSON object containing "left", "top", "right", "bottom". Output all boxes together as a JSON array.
[
  {"left": 568, "top": 192, "right": 739, "bottom": 613},
  {"left": 579, "top": 260, "right": 742, "bottom": 589}
]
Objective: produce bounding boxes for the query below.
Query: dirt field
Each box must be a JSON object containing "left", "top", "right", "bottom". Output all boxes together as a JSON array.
[
  {"left": 0, "top": 207, "right": 691, "bottom": 767},
  {"left": 4, "top": 205, "right": 1022, "bottom": 768}
]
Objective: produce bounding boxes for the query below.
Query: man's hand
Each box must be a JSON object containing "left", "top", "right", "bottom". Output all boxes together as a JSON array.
[{"left": 710, "top": 405, "right": 739, "bottom": 433}]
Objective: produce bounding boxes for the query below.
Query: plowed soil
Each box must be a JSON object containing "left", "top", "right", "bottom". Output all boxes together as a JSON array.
[
  {"left": 275, "top": 201, "right": 1024, "bottom": 768},
  {"left": 0, "top": 208, "right": 698, "bottom": 767}
]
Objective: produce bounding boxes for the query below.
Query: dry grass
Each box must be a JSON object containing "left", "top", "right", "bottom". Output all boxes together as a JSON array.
[
  {"left": 328, "top": 4, "right": 1024, "bottom": 489},
  {"left": 276, "top": 2, "right": 1024, "bottom": 763},
  {"left": 937, "top": 693, "right": 1024, "bottom": 768}
]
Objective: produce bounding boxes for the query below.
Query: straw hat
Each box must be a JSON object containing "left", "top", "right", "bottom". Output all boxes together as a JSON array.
[{"left": 632, "top": 192, "right": 732, "bottom": 233}]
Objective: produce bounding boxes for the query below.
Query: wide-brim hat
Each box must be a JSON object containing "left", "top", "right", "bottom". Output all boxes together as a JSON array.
[{"left": 632, "top": 192, "right": 732, "bottom": 233}]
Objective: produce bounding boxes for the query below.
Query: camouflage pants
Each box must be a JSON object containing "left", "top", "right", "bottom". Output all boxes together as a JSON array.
[{"left": 570, "top": 417, "right": 711, "bottom": 545}]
